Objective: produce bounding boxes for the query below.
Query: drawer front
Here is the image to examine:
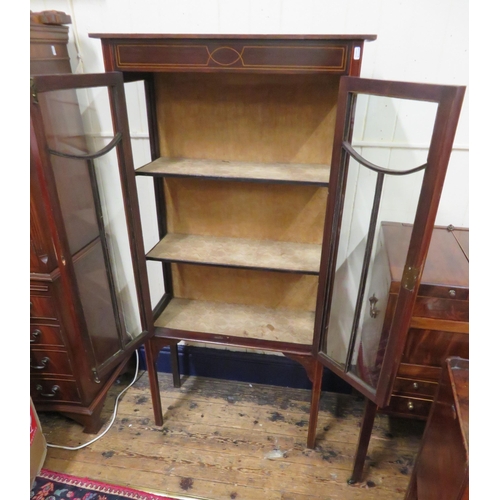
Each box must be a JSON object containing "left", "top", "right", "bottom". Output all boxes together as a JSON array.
[
  {"left": 392, "top": 377, "right": 438, "bottom": 398},
  {"left": 413, "top": 296, "right": 468, "bottom": 322},
  {"left": 30, "top": 40, "right": 70, "bottom": 63},
  {"left": 30, "top": 379, "right": 80, "bottom": 404},
  {"left": 30, "top": 349, "right": 73, "bottom": 377},
  {"left": 30, "top": 325, "right": 64, "bottom": 347},
  {"left": 30, "top": 295, "right": 58, "bottom": 322},
  {"left": 112, "top": 40, "right": 352, "bottom": 74},
  {"left": 402, "top": 329, "right": 469, "bottom": 367},
  {"left": 383, "top": 395, "right": 433, "bottom": 419},
  {"left": 397, "top": 363, "right": 442, "bottom": 382}
]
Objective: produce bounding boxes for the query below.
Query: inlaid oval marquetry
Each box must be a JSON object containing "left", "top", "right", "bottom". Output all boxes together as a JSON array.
[
  {"left": 113, "top": 41, "right": 350, "bottom": 73},
  {"left": 209, "top": 46, "right": 242, "bottom": 66}
]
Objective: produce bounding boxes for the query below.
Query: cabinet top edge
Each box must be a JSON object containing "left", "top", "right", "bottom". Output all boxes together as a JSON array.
[{"left": 88, "top": 33, "right": 377, "bottom": 41}]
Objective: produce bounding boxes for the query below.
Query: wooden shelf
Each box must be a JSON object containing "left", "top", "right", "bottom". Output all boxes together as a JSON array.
[
  {"left": 146, "top": 234, "right": 322, "bottom": 274},
  {"left": 155, "top": 298, "right": 315, "bottom": 346},
  {"left": 136, "top": 157, "right": 330, "bottom": 186}
]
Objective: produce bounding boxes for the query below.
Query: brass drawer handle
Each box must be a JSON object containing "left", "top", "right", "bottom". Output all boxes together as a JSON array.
[
  {"left": 31, "top": 357, "right": 49, "bottom": 370},
  {"left": 30, "top": 329, "right": 41, "bottom": 343},
  {"left": 369, "top": 294, "right": 379, "bottom": 318},
  {"left": 449, "top": 289, "right": 456, "bottom": 298},
  {"left": 451, "top": 404, "right": 457, "bottom": 420},
  {"left": 36, "top": 384, "right": 59, "bottom": 398},
  {"left": 407, "top": 401, "right": 414, "bottom": 411},
  {"left": 412, "top": 382, "right": 419, "bottom": 390}
]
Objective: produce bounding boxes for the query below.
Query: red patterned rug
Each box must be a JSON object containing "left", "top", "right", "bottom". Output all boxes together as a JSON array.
[{"left": 31, "top": 469, "right": 180, "bottom": 500}]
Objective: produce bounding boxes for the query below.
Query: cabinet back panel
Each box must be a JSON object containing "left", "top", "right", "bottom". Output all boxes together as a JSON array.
[
  {"left": 156, "top": 72, "right": 336, "bottom": 313},
  {"left": 165, "top": 178, "right": 327, "bottom": 244},
  {"left": 172, "top": 264, "right": 318, "bottom": 312},
  {"left": 155, "top": 72, "right": 339, "bottom": 164}
]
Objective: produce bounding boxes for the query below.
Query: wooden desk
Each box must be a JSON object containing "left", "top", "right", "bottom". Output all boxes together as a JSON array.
[{"left": 382, "top": 224, "right": 469, "bottom": 419}]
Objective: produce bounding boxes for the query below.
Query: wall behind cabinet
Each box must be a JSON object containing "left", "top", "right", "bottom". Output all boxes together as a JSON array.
[{"left": 29, "top": 0, "right": 469, "bottom": 348}]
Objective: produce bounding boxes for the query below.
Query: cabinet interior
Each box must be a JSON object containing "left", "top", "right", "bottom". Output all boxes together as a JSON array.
[{"left": 140, "top": 71, "right": 342, "bottom": 347}]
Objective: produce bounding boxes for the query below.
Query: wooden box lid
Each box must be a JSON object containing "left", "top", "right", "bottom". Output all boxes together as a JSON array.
[{"left": 382, "top": 222, "right": 469, "bottom": 295}]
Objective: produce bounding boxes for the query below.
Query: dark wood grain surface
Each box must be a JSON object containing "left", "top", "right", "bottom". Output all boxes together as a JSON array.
[{"left": 405, "top": 357, "right": 468, "bottom": 500}]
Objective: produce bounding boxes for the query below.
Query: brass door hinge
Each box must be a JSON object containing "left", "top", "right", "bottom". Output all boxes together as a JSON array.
[
  {"left": 92, "top": 368, "right": 101, "bottom": 384},
  {"left": 402, "top": 265, "right": 420, "bottom": 292},
  {"left": 30, "top": 78, "right": 38, "bottom": 104}
]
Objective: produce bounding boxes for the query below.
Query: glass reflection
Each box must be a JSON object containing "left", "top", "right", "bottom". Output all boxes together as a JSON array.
[
  {"left": 77, "top": 86, "right": 143, "bottom": 341},
  {"left": 40, "top": 84, "right": 143, "bottom": 362}
]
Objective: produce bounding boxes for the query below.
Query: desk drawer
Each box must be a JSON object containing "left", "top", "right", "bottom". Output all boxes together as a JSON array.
[
  {"left": 393, "top": 377, "right": 438, "bottom": 398},
  {"left": 30, "top": 349, "right": 73, "bottom": 377},
  {"left": 30, "top": 295, "right": 58, "bottom": 322},
  {"left": 402, "top": 329, "right": 469, "bottom": 367},
  {"left": 30, "top": 379, "right": 80, "bottom": 404},
  {"left": 413, "top": 296, "right": 468, "bottom": 322},
  {"left": 383, "top": 395, "right": 433, "bottom": 420},
  {"left": 30, "top": 325, "right": 64, "bottom": 347}
]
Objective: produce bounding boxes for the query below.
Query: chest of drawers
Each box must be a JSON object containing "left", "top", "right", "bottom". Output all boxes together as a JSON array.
[
  {"left": 405, "top": 357, "right": 469, "bottom": 499},
  {"left": 381, "top": 223, "right": 469, "bottom": 419}
]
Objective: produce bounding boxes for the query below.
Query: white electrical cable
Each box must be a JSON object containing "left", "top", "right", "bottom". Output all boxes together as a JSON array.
[
  {"left": 67, "top": 0, "right": 85, "bottom": 74},
  {"left": 46, "top": 350, "right": 140, "bottom": 450}
]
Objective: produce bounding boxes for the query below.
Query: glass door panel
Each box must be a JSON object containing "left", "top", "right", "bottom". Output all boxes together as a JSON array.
[
  {"left": 314, "top": 77, "right": 465, "bottom": 407},
  {"left": 39, "top": 88, "right": 100, "bottom": 255},
  {"left": 31, "top": 72, "right": 154, "bottom": 377}
]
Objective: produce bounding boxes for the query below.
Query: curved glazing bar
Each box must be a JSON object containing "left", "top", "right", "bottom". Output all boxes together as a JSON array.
[
  {"left": 342, "top": 141, "right": 427, "bottom": 176},
  {"left": 48, "top": 132, "right": 123, "bottom": 160}
]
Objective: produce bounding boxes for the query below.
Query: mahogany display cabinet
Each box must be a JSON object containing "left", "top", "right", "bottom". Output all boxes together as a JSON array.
[{"left": 31, "top": 33, "right": 466, "bottom": 481}]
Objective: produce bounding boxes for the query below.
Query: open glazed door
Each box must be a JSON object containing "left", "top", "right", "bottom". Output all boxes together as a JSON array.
[
  {"left": 313, "top": 77, "right": 465, "bottom": 408},
  {"left": 311, "top": 77, "right": 465, "bottom": 481},
  {"left": 30, "top": 72, "right": 155, "bottom": 382}
]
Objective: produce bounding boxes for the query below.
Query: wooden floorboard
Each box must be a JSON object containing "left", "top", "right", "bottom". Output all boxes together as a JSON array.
[{"left": 37, "top": 370, "right": 424, "bottom": 500}]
